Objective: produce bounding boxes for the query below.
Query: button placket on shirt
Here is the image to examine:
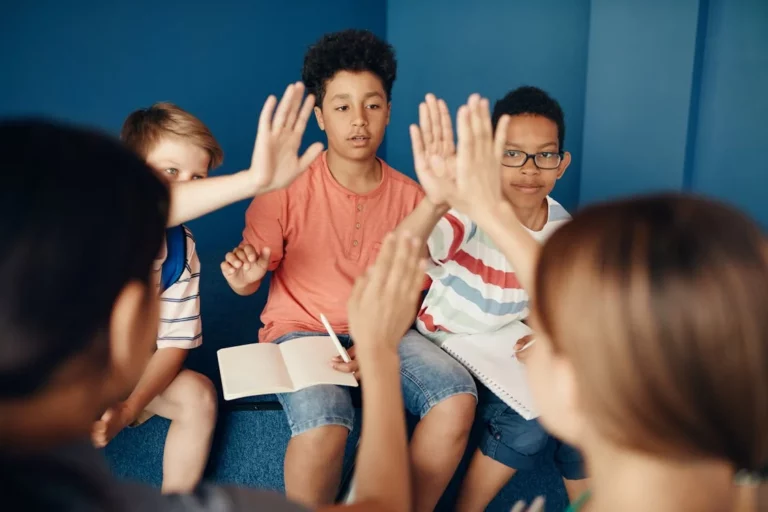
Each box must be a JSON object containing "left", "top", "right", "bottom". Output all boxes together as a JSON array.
[{"left": 351, "top": 200, "right": 365, "bottom": 258}]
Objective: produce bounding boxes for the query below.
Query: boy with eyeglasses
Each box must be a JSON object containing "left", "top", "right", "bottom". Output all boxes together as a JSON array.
[{"left": 396, "top": 86, "right": 589, "bottom": 510}]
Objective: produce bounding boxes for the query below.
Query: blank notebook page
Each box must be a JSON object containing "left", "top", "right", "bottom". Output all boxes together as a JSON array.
[{"left": 217, "top": 343, "right": 292, "bottom": 400}]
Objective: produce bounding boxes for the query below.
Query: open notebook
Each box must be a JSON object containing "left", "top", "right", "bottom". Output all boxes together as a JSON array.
[
  {"left": 217, "top": 336, "right": 358, "bottom": 400},
  {"left": 441, "top": 322, "right": 538, "bottom": 419}
]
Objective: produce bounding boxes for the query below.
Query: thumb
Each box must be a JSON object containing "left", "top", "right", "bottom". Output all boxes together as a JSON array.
[
  {"left": 297, "top": 142, "right": 325, "bottom": 172},
  {"left": 257, "top": 247, "right": 271, "bottom": 267},
  {"left": 99, "top": 408, "right": 114, "bottom": 423}
]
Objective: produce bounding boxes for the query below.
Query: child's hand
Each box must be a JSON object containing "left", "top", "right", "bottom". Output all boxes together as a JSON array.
[
  {"left": 410, "top": 94, "right": 456, "bottom": 207},
  {"left": 221, "top": 244, "right": 270, "bottom": 287},
  {"left": 91, "top": 402, "right": 134, "bottom": 448},
  {"left": 513, "top": 334, "right": 535, "bottom": 364},
  {"left": 413, "top": 94, "right": 510, "bottom": 221},
  {"left": 510, "top": 496, "right": 545, "bottom": 512},
  {"left": 347, "top": 232, "right": 426, "bottom": 355},
  {"left": 449, "top": 94, "right": 509, "bottom": 219},
  {"left": 247, "top": 82, "right": 325, "bottom": 194},
  {"left": 331, "top": 346, "right": 361, "bottom": 380}
]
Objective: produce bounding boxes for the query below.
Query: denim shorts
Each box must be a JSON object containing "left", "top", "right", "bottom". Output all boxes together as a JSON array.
[
  {"left": 478, "top": 387, "right": 585, "bottom": 480},
  {"left": 273, "top": 329, "right": 478, "bottom": 436}
]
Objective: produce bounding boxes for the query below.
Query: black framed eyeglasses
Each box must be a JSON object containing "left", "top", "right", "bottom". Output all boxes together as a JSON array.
[{"left": 502, "top": 150, "right": 563, "bottom": 170}]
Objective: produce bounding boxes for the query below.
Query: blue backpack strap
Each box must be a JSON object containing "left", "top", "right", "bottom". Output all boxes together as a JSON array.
[{"left": 160, "top": 225, "right": 188, "bottom": 293}]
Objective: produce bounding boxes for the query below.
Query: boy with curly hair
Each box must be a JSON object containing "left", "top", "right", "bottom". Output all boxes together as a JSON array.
[{"left": 221, "top": 30, "right": 477, "bottom": 511}]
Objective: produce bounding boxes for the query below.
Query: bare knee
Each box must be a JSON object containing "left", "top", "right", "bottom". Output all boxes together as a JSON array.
[
  {"left": 290, "top": 425, "right": 348, "bottom": 463},
  {"left": 174, "top": 371, "right": 218, "bottom": 424},
  {"left": 427, "top": 394, "right": 476, "bottom": 440}
]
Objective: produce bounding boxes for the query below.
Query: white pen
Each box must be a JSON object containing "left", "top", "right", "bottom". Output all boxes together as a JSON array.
[{"left": 320, "top": 313, "right": 351, "bottom": 363}]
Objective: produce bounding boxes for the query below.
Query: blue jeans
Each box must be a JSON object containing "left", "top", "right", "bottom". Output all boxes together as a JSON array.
[
  {"left": 478, "top": 386, "right": 585, "bottom": 480},
  {"left": 273, "top": 329, "right": 478, "bottom": 436}
]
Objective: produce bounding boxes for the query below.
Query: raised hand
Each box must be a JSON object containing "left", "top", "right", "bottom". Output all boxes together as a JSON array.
[
  {"left": 409, "top": 93, "right": 456, "bottom": 207},
  {"left": 451, "top": 93, "right": 509, "bottom": 217},
  {"left": 247, "top": 82, "right": 325, "bottom": 194},
  {"left": 347, "top": 232, "right": 426, "bottom": 355},
  {"left": 221, "top": 244, "right": 270, "bottom": 290},
  {"left": 411, "top": 94, "right": 511, "bottom": 222}
]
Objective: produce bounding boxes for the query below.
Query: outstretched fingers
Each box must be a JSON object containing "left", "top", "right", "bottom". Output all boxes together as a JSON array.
[
  {"left": 437, "top": 98, "right": 455, "bottom": 156},
  {"left": 292, "top": 90, "right": 316, "bottom": 135},
  {"left": 418, "top": 101, "right": 435, "bottom": 153},
  {"left": 494, "top": 114, "right": 510, "bottom": 162},
  {"left": 425, "top": 93, "right": 444, "bottom": 152},
  {"left": 256, "top": 95, "right": 278, "bottom": 142},
  {"left": 410, "top": 123, "right": 429, "bottom": 175},
  {"left": 271, "top": 83, "right": 296, "bottom": 132}
]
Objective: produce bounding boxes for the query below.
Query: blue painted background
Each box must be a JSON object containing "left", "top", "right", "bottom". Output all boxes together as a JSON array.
[
  {"left": 689, "top": 0, "right": 768, "bottom": 228},
  {"left": 578, "top": 0, "right": 768, "bottom": 232},
  {"left": 578, "top": 0, "right": 703, "bottom": 203}
]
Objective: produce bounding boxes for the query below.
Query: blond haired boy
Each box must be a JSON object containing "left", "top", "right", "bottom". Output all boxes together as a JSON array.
[{"left": 91, "top": 103, "right": 223, "bottom": 493}]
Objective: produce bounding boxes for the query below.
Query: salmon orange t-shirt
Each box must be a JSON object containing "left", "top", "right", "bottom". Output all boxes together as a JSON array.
[{"left": 242, "top": 152, "right": 424, "bottom": 342}]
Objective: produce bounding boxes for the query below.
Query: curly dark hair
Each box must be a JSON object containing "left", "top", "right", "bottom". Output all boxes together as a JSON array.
[
  {"left": 492, "top": 86, "right": 566, "bottom": 149},
  {"left": 302, "top": 29, "right": 397, "bottom": 106}
]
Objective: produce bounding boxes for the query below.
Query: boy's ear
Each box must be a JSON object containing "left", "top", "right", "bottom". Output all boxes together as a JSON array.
[
  {"left": 557, "top": 151, "right": 572, "bottom": 180},
  {"left": 386, "top": 102, "right": 392, "bottom": 126},
  {"left": 313, "top": 106, "right": 325, "bottom": 131}
]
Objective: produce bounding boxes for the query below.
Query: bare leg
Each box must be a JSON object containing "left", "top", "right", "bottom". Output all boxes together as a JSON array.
[
  {"left": 409, "top": 394, "right": 475, "bottom": 512},
  {"left": 456, "top": 449, "right": 518, "bottom": 512},
  {"left": 145, "top": 370, "right": 217, "bottom": 494},
  {"left": 283, "top": 425, "right": 348, "bottom": 507}
]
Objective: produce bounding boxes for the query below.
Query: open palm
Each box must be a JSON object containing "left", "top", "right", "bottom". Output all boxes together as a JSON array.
[
  {"left": 248, "top": 82, "right": 324, "bottom": 194},
  {"left": 410, "top": 93, "right": 457, "bottom": 206},
  {"left": 452, "top": 94, "right": 507, "bottom": 215}
]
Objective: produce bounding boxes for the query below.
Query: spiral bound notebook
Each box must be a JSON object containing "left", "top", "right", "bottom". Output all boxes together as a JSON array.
[{"left": 441, "top": 322, "right": 538, "bottom": 420}]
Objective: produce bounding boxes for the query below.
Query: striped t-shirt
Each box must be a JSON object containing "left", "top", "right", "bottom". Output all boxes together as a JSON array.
[
  {"left": 154, "top": 225, "right": 203, "bottom": 350},
  {"left": 416, "top": 197, "right": 570, "bottom": 343}
]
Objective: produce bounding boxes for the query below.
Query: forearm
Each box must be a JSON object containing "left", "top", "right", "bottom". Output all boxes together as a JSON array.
[
  {"left": 474, "top": 201, "right": 540, "bottom": 293},
  {"left": 123, "top": 348, "right": 187, "bottom": 418},
  {"left": 167, "top": 170, "right": 258, "bottom": 227},
  {"left": 351, "top": 349, "right": 410, "bottom": 512},
  {"left": 394, "top": 198, "right": 448, "bottom": 258}
]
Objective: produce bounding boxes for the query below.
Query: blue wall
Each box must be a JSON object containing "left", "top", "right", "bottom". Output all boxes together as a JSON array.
[
  {"left": 578, "top": 0, "right": 768, "bottom": 227},
  {"left": 578, "top": 0, "right": 703, "bottom": 203},
  {"left": 386, "top": 0, "right": 591, "bottom": 212},
  {"left": 689, "top": 0, "right": 768, "bottom": 228}
]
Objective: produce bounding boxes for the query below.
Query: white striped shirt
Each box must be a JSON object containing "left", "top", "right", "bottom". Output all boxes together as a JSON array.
[
  {"left": 416, "top": 197, "right": 570, "bottom": 343},
  {"left": 154, "top": 225, "right": 203, "bottom": 350}
]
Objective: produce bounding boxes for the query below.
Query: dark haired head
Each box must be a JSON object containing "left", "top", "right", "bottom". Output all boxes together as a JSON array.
[
  {"left": 0, "top": 120, "right": 168, "bottom": 399},
  {"left": 302, "top": 29, "right": 397, "bottom": 106},
  {"left": 492, "top": 86, "right": 565, "bottom": 149}
]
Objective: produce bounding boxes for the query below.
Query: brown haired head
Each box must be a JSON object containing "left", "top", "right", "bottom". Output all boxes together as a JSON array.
[
  {"left": 534, "top": 194, "right": 768, "bottom": 472},
  {"left": 120, "top": 102, "right": 223, "bottom": 170}
]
